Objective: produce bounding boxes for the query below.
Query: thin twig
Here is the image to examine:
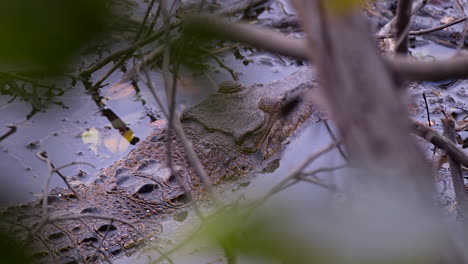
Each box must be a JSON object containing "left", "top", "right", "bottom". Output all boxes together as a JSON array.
[
  {"left": 323, "top": 120, "right": 348, "bottom": 161},
  {"left": 90, "top": 219, "right": 114, "bottom": 264},
  {"left": 31, "top": 152, "right": 95, "bottom": 238},
  {"left": 135, "top": 0, "right": 157, "bottom": 42},
  {"left": 255, "top": 143, "right": 338, "bottom": 207},
  {"left": 422, "top": 93, "right": 431, "bottom": 127},
  {"left": 378, "top": 16, "right": 468, "bottom": 38},
  {"left": 203, "top": 48, "right": 239, "bottom": 81},
  {"left": 80, "top": 27, "right": 171, "bottom": 77},
  {"left": 301, "top": 164, "right": 349, "bottom": 177}
]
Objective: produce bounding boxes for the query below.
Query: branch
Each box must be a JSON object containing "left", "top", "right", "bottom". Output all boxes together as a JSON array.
[
  {"left": 378, "top": 16, "right": 468, "bottom": 38},
  {"left": 411, "top": 119, "right": 468, "bottom": 168},
  {"left": 441, "top": 116, "right": 468, "bottom": 222},
  {"left": 393, "top": 0, "right": 414, "bottom": 54},
  {"left": 183, "top": 15, "right": 468, "bottom": 82},
  {"left": 388, "top": 55, "right": 468, "bottom": 82},
  {"left": 183, "top": 15, "right": 311, "bottom": 61},
  {"left": 376, "top": 0, "right": 427, "bottom": 36}
]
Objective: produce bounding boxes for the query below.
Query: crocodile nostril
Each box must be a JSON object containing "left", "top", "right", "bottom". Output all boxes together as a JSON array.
[
  {"left": 136, "top": 184, "right": 158, "bottom": 194},
  {"left": 171, "top": 193, "right": 191, "bottom": 204},
  {"left": 97, "top": 224, "right": 117, "bottom": 234}
]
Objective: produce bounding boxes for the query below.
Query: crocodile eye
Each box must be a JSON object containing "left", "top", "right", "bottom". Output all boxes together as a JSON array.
[{"left": 168, "top": 174, "right": 176, "bottom": 183}]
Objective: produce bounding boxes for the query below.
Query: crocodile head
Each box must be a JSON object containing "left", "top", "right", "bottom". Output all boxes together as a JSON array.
[{"left": 181, "top": 67, "right": 317, "bottom": 182}]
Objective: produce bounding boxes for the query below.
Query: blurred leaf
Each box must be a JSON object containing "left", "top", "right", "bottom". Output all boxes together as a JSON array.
[
  {"left": 0, "top": 229, "right": 32, "bottom": 264},
  {"left": 200, "top": 209, "right": 324, "bottom": 264},
  {"left": 0, "top": 0, "right": 110, "bottom": 72}
]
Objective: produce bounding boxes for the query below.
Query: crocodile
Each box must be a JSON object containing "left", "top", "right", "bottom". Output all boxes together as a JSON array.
[{"left": 0, "top": 67, "right": 318, "bottom": 263}]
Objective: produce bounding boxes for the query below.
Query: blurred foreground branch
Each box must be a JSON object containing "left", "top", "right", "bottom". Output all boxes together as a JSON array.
[{"left": 183, "top": 15, "right": 468, "bottom": 82}]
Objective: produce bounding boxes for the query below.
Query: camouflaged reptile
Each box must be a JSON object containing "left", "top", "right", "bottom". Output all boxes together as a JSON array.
[{"left": 1, "top": 67, "right": 318, "bottom": 263}]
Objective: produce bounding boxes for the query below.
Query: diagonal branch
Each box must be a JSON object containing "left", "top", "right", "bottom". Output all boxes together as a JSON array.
[{"left": 411, "top": 119, "right": 468, "bottom": 168}]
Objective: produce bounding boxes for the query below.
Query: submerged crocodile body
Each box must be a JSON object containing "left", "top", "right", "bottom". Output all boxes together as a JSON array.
[{"left": 1, "top": 67, "right": 317, "bottom": 263}]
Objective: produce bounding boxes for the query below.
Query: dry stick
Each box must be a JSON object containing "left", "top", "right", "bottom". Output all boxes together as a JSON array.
[
  {"left": 135, "top": 0, "right": 157, "bottom": 42},
  {"left": 299, "top": 164, "right": 348, "bottom": 191},
  {"left": 93, "top": 56, "right": 128, "bottom": 89},
  {"left": 35, "top": 152, "right": 91, "bottom": 196},
  {"left": 184, "top": 15, "right": 312, "bottom": 61},
  {"left": 379, "top": 16, "right": 468, "bottom": 38},
  {"left": 301, "top": 164, "right": 348, "bottom": 177},
  {"left": 422, "top": 93, "right": 431, "bottom": 127},
  {"left": 80, "top": 26, "right": 171, "bottom": 77},
  {"left": 393, "top": 0, "right": 414, "bottom": 54},
  {"left": 258, "top": 143, "right": 337, "bottom": 205},
  {"left": 411, "top": 119, "right": 468, "bottom": 168},
  {"left": 323, "top": 119, "right": 348, "bottom": 161},
  {"left": 377, "top": 0, "right": 428, "bottom": 36},
  {"left": 202, "top": 48, "right": 239, "bottom": 81},
  {"left": 442, "top": 117, "right": 468, "bottom": 222},
  {"left": 90, "top": 219, "right": 114, "bottom": 264},
  {"left": 0, "top": 125, "right": 17, "bottom": 142}
]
